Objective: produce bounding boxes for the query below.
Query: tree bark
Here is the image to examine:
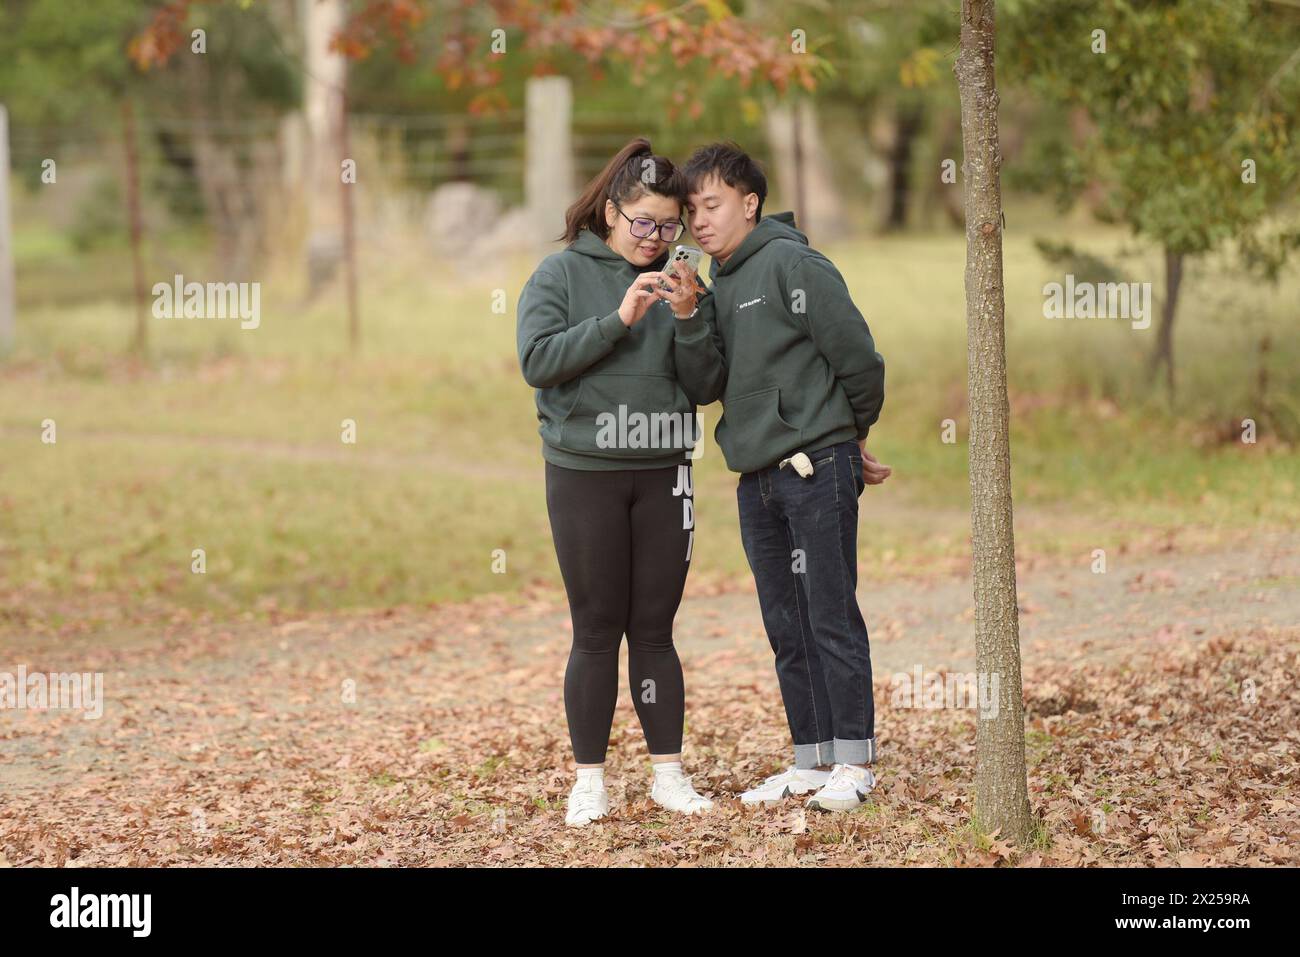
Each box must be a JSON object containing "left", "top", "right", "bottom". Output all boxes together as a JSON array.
[
  {"left": 1149, "top": 247, "right": 1183, "bottom": 398},
  {"left": 954, "top": 0, "right": 1033, "bottom": 846}
]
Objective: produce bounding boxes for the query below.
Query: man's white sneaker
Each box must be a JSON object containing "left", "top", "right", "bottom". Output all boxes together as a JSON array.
[
  {"left": 805, "top": 763, "right": 875, "bottom": 812},
  {"left": 739, "top": 767, "right": 831, "bottom": 805},
  {"left": 565, "top": 774, "right": 609, "bottom": 827},
  {"left": 650, "top": 771, "right": 714, "bottom": 816}
]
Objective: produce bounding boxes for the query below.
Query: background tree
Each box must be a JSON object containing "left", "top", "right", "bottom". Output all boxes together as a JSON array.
[
  {"left": 129, "top": 0, "right": 833, "bottom": 344},
  {"left": 807, "top": 0, "right": 961, "bottom": 231},
  {"left": 129, "top": 0, "right": 828, "bottom": 120},
  {"left": 955, "top": 0, "right": 1034, "bottom": 847},
  {"left": 1, "top": 0, "right": 299, "bottom": 351},
  {"left": 1002, "top": 0, "right": 1300, "bottom": 396},
  {"left": 0, "top": 0, "right": 164, "bottom": 351}
]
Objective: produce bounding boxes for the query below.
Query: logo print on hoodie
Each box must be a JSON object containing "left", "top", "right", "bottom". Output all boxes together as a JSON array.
[{"left": 735, "top": 295, "right": 767, "bottom": 312}]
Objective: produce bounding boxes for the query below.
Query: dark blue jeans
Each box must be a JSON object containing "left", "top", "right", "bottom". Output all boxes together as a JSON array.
[{"left": 737, "top": 440, "right": 876, "bottom": 769}]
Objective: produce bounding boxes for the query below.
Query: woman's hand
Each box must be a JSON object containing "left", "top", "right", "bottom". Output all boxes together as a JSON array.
[
  {"left": 663, "top": 260, "right": 701, "bottom": 319},
  {"left": 618, "top": 273, "right": 673, "bottom": 328}
]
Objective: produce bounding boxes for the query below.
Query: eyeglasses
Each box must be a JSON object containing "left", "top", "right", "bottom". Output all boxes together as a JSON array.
[{"left": 614, "top": 203, "right": 684, "bottom": 243}]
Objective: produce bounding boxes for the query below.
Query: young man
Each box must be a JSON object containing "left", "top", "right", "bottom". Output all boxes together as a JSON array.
[{"left": 678, "top": 142, "right": 891, "bottom": 811}]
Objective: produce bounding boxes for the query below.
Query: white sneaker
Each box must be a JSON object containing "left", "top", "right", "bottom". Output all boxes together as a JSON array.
[
  {"left": 565, "top": 775, "right": 609, "bottom": 827},
  {"left": 805, "top": 763, "right": 875, "bottom": 812},
  {"left": 739, "top": 767, "right": 831, "bottom": 805},
  {"left": 650, "top": 771, "right": 714, "bottom": 816}
]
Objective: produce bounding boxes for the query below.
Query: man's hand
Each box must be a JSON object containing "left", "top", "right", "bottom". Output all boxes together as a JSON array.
[
  {"left": 664, "top": 260, "right": 701, "bottom": 318},
  {"left": 857, "top": 440, "right": 892, "bottom": 486}
]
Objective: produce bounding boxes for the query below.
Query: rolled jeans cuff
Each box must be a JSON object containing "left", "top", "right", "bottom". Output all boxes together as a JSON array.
[
  {"left": 793, "top": 740, "right": 836, "bottom": 769},
  {"left": 833, "top": 737, "right": 877, "bottom": 766}
]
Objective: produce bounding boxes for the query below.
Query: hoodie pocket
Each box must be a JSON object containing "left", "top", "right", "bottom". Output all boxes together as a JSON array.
[
  {"left": 719, "top": 387, "right": 803, "bottom": 463},
  {"left": 559, "top": 372, "right": 696, "bottom": 458}
]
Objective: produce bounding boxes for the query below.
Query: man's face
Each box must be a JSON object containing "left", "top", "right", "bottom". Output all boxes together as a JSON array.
[{"left": 686, "top": 174, "right": 759, "bottom": 264}]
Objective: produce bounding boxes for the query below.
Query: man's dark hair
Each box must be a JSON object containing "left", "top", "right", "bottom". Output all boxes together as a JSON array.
[{"left": 683, "top": 142, "right": 767, "bottom": 221}]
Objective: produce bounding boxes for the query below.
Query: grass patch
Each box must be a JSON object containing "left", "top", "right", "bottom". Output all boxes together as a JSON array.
[{"left": 2, "top": 221, "right": 1296, "bottom": 627}]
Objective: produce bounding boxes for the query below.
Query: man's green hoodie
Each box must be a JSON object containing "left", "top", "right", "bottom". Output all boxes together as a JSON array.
[
  {"left": 691, "top": 211, "right": 885, "bottom": 474},
  {"left": 516, "top": 228, "right": 720, "bottom": 470}
]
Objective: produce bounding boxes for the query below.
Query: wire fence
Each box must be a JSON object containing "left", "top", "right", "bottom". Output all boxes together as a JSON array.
[
  {"left": 5, "top": 109, "right": 670, "bottom": 210},
  {"left": 2, "top": 106, "right": 685, "bottom": 316}
]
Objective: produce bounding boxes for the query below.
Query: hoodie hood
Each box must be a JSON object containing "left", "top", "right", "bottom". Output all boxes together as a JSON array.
[
  {"left": 710, "top": 211, "right": 808, "bottom": 279},
  {"left": 570, "top": 228, "right": 670, "bottom": 271}
]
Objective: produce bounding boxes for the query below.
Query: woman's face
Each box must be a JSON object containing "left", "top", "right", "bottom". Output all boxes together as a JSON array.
[{"left": 604, "top": 193, "right": 684, "bottom": 267}]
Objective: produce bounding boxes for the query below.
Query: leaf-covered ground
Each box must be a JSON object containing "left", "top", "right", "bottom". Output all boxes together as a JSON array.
[{"left": 1, "top": 537, "right": 1296, "bottom": 867}]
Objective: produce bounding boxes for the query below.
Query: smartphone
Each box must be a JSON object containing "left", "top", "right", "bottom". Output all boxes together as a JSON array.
[{"left": 657, "top": 245, "right": 703, "bottom": 292}]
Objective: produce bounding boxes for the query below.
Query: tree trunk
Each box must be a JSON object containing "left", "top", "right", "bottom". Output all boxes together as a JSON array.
[
  {"left": 920, "top": 108, "right": 965, "bottom": 230},
  {"left": 1149, "top": 247, "right": 1183, "bottom": 398},
  {"left": 304, "top": 0, "right": 347, "bottom": 296},
  {"left": 121, "top": 99, "right": 148, "bottom": 356},
  {"left": 954, "top": 0, "right": 1033, "bottom": 846},
  {"left": 0, "top": 105, "right": 16, "bottom": 356},
  {"left": 763, "top": 99, "right": 849, "bottom": 241},
  {"left": 179, "top": 47, "right": 260, "bottom": 281},
  {"left": 340, "top": 87, "right": 359, "bottom": 352},
  {"left": 884, "top": 100, "right": 924, "bottom": 231},
  {"left": 792, "top": 99, "right": 807, "bottom": 234}
]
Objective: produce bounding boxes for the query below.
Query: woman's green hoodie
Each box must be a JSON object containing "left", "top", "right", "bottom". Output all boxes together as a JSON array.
[{"left": 516, "top": 229, "right": 720, "bottom": 470}]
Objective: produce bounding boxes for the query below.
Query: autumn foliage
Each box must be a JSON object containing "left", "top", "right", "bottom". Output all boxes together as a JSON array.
[{"left": 130, "top": 0, "right": 824, "bottom": 115}]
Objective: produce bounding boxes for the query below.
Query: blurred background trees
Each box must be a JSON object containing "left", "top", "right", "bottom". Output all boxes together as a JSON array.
[
  {"left": 0, "top": 0, "right": 1296, "bottom": 619},
  {"left": 1003, "top": 0, "right": 1300, "bottom": 397}
]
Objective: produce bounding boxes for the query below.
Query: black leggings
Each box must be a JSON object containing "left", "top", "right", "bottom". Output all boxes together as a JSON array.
[{"left": 545, "top": 461, "right": 694, "bottom": 764}]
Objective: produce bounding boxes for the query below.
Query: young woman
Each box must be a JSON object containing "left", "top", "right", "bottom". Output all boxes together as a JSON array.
[{"left": 516, "top": 138, "right": 726, "bottom": 826}]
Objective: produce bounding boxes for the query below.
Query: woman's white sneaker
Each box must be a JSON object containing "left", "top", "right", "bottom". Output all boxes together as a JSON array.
[
  {"left": 565, "top": 773, "right": 609, "bottom": 827},
  {"left": 740, "top": 767, "right": 831, "bottom": 805},
  {"left": 650, "top": 768, "right": 714, "bottom": 816},
  {"left": 805, "top": 763, "right": 876, "bottom": 812}
]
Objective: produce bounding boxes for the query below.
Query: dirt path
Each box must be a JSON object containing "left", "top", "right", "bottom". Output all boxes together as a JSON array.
[{"left": 1, "top": 534, "right": 1296, "bottom": 867}]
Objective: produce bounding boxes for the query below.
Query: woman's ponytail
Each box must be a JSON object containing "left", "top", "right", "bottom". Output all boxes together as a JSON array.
[{"left": 558, "top": 137, "right": 685, "bottom": 244}]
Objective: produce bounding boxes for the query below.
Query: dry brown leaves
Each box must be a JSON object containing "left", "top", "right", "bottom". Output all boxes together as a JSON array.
[{"left": 0, "top": 594, "right": 1295, "bottom": 868}]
